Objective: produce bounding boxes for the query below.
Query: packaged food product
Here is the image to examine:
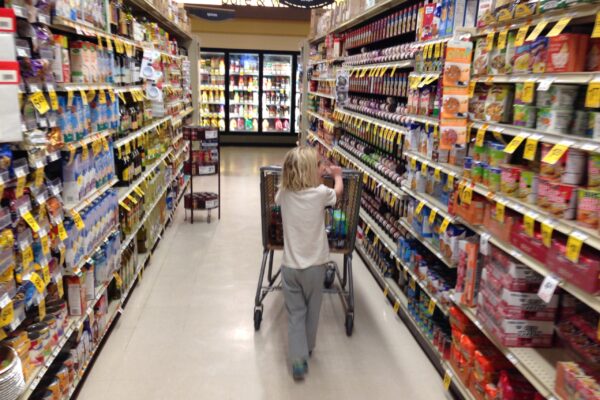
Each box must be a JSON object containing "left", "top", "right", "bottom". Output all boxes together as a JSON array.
[
  {"left": 500, "top": 165, "right": 521, "bottom": 195},
  {"left": 535, "top": 84, "right": 579, "bottom": 108},
  {"left": 442, "top": 86, "right": 469, "bottom": 119},
  {"left": 488, "top": 32, "right": 516, "bottom": 74},
  {"left": 488, "top": 143, "right": 507, "bottom": 167},
  {"left": 573, "top": 110, "right": 590, "bottom": 136},
  {"left": 443, "top": 39, "right": 473, "bottom": 87},
  {"left": 546, "top": 34, "right": 589, "bottom": 73},
  {"left": 588, "top": 154, "right": 600, "bottom": 188},
  {"left": 488, "top": 167, "right": 502, "bottom": 191},
  {"left": 512, "top": 0, "right": 538, "bottom": 18},
  {"left": 518, "top": 170, "right": 538, "bottom": 204},
  {"left": 577, "top": 188, "right": 600, "bottom": 229},
  {"left": 469, "top": 85, "right": 488, "bottom": 120},
  {"left": 531, "top": 37, "right": 548, "bottom": 73},
  {"left": 587, "top": 111, "right": 600, "bottom": 139},
  {"left": 512, "top": 104, "right": 536, "bottom": 127},
  {"left": 547, "top": 242, "right": 600, "bottom": 294},
  {"left": 512, "top": 43, "right": 532, "bottom": 73},
  {"left": 485, "top": 85, "right": 514, "bottom": 123},
  {"left": 476, "top": 0, "right": 496, "bottom": 28},
  {"left": 547, "top": 181, "right": 578, "bottom": 220},
  {"left": 539, "top": 0, "right": 566, "bottom": 13},
  {"left": 560, "top": 148, "right": 586, "bottom": 186},
  {"left": 440, "top": 119, "right": 468, "bottom": 150},
  {"left": 494, "top": 0, "right": 513, "bottom": 21},
  {"left": 536, "top": 107, "right": 573, "bottom": 134},
  {"left": 472, "top": 38, "right": 490, "bottom": 76}
]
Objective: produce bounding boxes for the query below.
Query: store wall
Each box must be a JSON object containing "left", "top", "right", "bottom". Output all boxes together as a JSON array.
[{"left": 192, "top": 18, "right": 309, "bottom": 51}]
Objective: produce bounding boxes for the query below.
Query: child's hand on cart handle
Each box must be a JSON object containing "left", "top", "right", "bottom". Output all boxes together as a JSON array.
[{"left": 330, "top": 165, "right": 344, "bottom": 199}]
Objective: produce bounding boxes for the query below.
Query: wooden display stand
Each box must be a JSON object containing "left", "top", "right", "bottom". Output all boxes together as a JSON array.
[{"left": 183, "top": 126, "right": 221, "bottom": 223}]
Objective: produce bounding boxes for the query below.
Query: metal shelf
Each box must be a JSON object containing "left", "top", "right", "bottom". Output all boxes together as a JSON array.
[
  {"left": 472, "top": 72, "right": 600, "bottom": 85},
  {"left": 406, "top": 114, "right": 439, "bottom": 126},
  {"left": 307, "top": 110, "right": 337, "bottom": 126},
  {"left": 307, "top": 132, "right": 333, "bottom": 152},
  {"left": 335, "top": 107, "right": 408, "bottom": 135},
  {"left": 307, "top": 90, "right": 336, "bottom": 100},
  {"left": 63, "top": 178, "right": 118, "bottom": 212},
  {"left": 113, "top": 116, "right": 170, "bottom": 149},
  {"left": 343, "top": 59, "right": 415, "bottom": 71},
  {"left": 125, "top": 0, "right": 192, "bottom": 41},
  {"left": 118, "top": 149, "right": 172, "bottom": 203},
  {"left": 62, "top": 129, "right": 114, "bottom": 150}
]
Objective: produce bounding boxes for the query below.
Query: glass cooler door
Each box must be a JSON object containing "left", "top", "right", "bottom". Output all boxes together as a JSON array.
[
  {"left": 199, "top": 51, "right": 226, "bottom": 132},
  {"left": 262, "top": 54, "right": 292, "bottom": 133},
  {"left": 228, "top": 52, "right": 259, "bottom": 132}
]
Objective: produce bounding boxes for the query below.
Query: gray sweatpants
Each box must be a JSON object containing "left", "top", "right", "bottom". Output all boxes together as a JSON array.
[{"left": 282, "top": 265, "right": 326, "bottom": 362}]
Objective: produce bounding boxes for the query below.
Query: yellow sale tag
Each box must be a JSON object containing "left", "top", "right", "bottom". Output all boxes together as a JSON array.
[
  {"left": 542, "top": 143, "right": 569, "bottom": 165},
  {"left": 383, "top": 286, "right": 389, "bottom": 297},
  {"left": 23, "top": 211, "right": 40, "bottom": 233},
  {"left": 515, "top": 25, "right": 529, "bottom": 46},
  {"left": 38, "top": 297, "right": 46, "bottom": 319},
  {"left": 67, "top": 90, "right": 74, "bottom": 107},
  {"left": 34, "top": 168, "right": 44, "bottom": 187},
  {"left": 434, "top": 167, "right": 441, "bottom": 181},
  {"left": 429, "top": 209, "right": 438, "bottom": 225},
  {"left": 440, "top": 217, "right": 451, "bottom": 234},
  {"left": 585, "top": 81, "right": 600, "bottom": 108},
  {"left": 486, "top": 32, "right": 494, "bottom": 51},
  {"left": 427, "top": 298, "right": 436, "bottom": 314},
  {"left": 565, "top": 232, "right": 585, "bottom": 263},
  {"left": 70, "top": 210, "right": 85, "bottom": 230},
  {"left": 119, "top": 201, "right": 131, "bottom": 212},
  {"left": 81, "top": 145, "right": 89, "bottom": 161},
  {"left": 114, "top": 39, "right": 124, "bottom": 54},
  {"left": 593, "top": 12, "right": 600, "bottom": 38},
  {"left": 541, "top": 222, "right": 553, "bottom": 248},
  {"left": 96, "top": 34, "right": 103, "bottom": 50},
  {"left": 374, "top": 236, "right": 379, "bottom": 246},
  {"left": 57, "top": 222, "right": 68, "bottom": 241},
  {"left": 363, "top": 173, "right": 368, "bottom": 184},
  {"left": 41, "top": 234, "right": 49, "bottom": 255},
  {"left": 108, "top": 90, "right": 116, "bottom": 103},
  {"left": 0, "top": 301, "right": 13, "bottom": 328},
  {"left": 415, "top": 201, "right": 426, "bottom": 215},
  {"left": 390, "top": 66, "right": 397, "bottom": 76},
  {"left": 364, "top": 225, "right": 370, "bottom": 236},
  {"left": 22, "top": 246, "right": 33, "bottom": 268},
  {"left": 475, "top": 126, "right": 487, "bottom": 147},
  {"left": 495, "top": 201, "right": 505, "bottom": 222},
  {"left": 527, "top": 20, "right": 549, "bottom": 42},
  {"left": 504, "top": 135, "right": 526, "bottom": 154},
  {"left": 98, "top": 90, "right": 107, "bottom": 104},
  {"left": 497, "top": 30, "right": 508, "bottom": 50},
  {"left": 409, "top": 277, "right": 416, "bottom": 291},
  {"left": 522, "top": 82, "right": 535, "bottom": 103},
  {"left": 30, "top": 92, "right": 50, "bottom": 115},
  {"left": 134, "top": 186, "right": 144, "bottom": 196},
  {"left": 434, "top": 43, "right": 441, "bottom": 58},
  {"left": 48, "top": 89, "right": 59, "bottom": 111},
  {"left": 126, "top": 194, "right": 138, "bottom": 204},
  {"left": 547, "top": 17, "right": 571, "bottom": 37},
  {"left": 42, "top": 265, "right": 50, "bottom": 285},
  {"left": 462, "top": 186, "right": 473, "bottom": 205},
  {"left": 29, "top": 272, "right": 45, "bottom": 293},
  {"left": 79, "top": 89, "right": 88, "bottom": 105},
  {"left": 410, "top": 157, "right": 417, "bottom": 170},
  {"left": 523, "top": 136, "right": 538, "bottom": 161},
  {"left": 421, "top": 162, "right": 428, "bottom": 175},
  {"left": 393, "top": 300, "right": 400, "bottom": 313},
  {"left": 57, "top": 275, "right": 63, "bottom": 298},
  {"left": 443, "top": 371, "right": 452, "bottom": 391},
  {"left": 468, "top": 81, "right": 476, "bottom": 98},
  {"left": 390, "top": 195, "right": 397, "bottom": 207},
  {"left": 524, "top": 214, "right": 535, "bottom": 237},
  {"left": 113, "top": 271, "right": 123, "bottom": 288},
  {"left": 447, "top": 174, "right": 455, "bottom": 189}
]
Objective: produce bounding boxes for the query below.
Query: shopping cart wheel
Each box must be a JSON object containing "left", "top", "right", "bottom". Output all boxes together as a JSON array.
[
  {"left": 254, "top": 308, "right": 262, "bottom": 331},
  {"left": 324, "top": 263, "right": 335, "bottom": 289},
  {"left": 345, "top": 313, "right": 354, "bottom": 337}
]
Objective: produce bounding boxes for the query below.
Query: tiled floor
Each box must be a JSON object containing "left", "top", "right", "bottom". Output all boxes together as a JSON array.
[{"left": 78, "top": 147, "right": 447, "bottom": 400}]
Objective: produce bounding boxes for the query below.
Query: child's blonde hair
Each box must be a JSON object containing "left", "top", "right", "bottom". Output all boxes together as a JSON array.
[{"left": 281, "top": 146, "right": 320, "bottom": 191}]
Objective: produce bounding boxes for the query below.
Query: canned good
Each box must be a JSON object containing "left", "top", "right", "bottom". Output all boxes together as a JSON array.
[
  {"left": 561, "top": 148, "right": 586, "bottom": 186},
  {"left": 500, "top": 165, "right": 521, "bottom": 195},
  {"left": 535, "top": 84, "right": 579, "bottom": 108},
  {"left": 536, "top": 107, "right": 574, "bottom": 134},
  {"left": 547, "top": 181, "right": 578, "bottom": 220},
  {"left": 589, "top": 154, "right": 600, "bottom": 188},
  {"left": 577, "top": 188, "right": 600, "bottom": 229},
  {"left": 513, "top": 104, "right": 536, "bottom": 128},
  {"left": 518, "top": 170, "right": 538, "bottom": 204}
]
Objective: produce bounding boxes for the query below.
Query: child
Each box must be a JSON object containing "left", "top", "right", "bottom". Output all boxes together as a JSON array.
[{"left": 275, "top": 146, "right": 343, "bottom": 380}]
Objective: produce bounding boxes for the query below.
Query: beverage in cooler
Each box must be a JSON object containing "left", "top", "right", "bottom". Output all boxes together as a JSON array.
[
  {"left": 262, "top": 54, "right": 292, "bottom": 133},
  {"left": 229, "top": 53, "right": 259, "bottom": 132},
  {"left": 200, "top": 52, "right": 226, "bottom": 131}
]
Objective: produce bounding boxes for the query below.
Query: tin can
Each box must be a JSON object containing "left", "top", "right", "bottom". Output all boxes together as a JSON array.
[
  {"left": 518, "top": 170, "right": 538, "bottom": 204},
  {"left": 547, "top": 181, "right": 578, "bottom": 220},
  {"left": 577, "top": 188, "right": 600, "bottom": 229},
  {"left": 500, "top": 165, "right": 521, "bottom": 195}
]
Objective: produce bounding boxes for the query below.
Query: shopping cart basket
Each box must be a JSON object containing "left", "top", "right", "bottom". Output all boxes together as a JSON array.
[{"left": 254, "top": 166, "right": 363, "bottom": 336}]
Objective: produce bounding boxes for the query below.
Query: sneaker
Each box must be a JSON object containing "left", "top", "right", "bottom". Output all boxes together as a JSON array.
[{"left": 292, "top": 361, "right": 306, "bottom": 380}]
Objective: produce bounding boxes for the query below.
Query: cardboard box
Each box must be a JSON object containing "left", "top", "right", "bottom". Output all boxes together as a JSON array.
[{"left": 547, "top": 242, "right": 600, "bottom": 294}]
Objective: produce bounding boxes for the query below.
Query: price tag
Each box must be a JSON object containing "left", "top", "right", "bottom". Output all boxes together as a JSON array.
[
  {"left": 56, "top": 275, "right": 64, "bottom": 298},
  {"left": 383, "top": 286, "right": 389, "bottom": 297},
  {"left": 57, "top": 222, "right": 68, "bottom": 241},
  {"left": 523, "top": 135, "right": 539, "bottom": 161},
  {"left": 390, "top": 66, "right": 397, "bottom": 77},
  {"left": 108, "top": 90, "right": 116, "bottom": 103},
  {"left": 30, "top": 92, "right": 50, "bottom": 115},
  {"left": 67, "top": 90, "right": 74, "bottom": 107},
  {"left": 443, "top": 371, "right": 453, "bottom": 391},
  {"left": 126, "top": 194, "right": 138, "bottom": 204},
  {"left": 409, "top": 277, "right": 416, "bottom": 291},
  {"left": 98, "top": 90, "right": 107, "bottom": 104},
  {"left": 40, "top": 234, "right": 49, "bottom": 255},
  {"left": 113, "top": 271, "right": 123, "bottom": 288},
  {"left": 48, "top": 89, "right": 59, "bottom": 111},
  {"left": 410, "top": 157, "right": 417, "bottom": 170},
  {"left": 415, "top": 201, "right": 426, "bottom": 216},
  {"left": 373, "top": 236, "right": 379, "bottom": 246},
  {"left": 81, "top": 145, "right": 89, "bottom": 161},
  {"left": 468, "top": 81, "right": 476, "bottom": 98},
  {"left": 486, "top": 32, "right": 494, "bottom": 51},
  {"left": 537, "top": 77, "right": 554, "bottom": 91},
  {"left": 22, "top": 246, "right": 33, "bottom": 268},
  {"left": 439, "top": 217, "right": 451, "bottom": 234},
  {"left": 542, "top": 142, "right": 569, "bottom": 165},
  {"left": 566, "top": 231, "right": 587, "bottom": 263},
  {"left": 541, "top": 221, "right": 553, "bottom": 248},
  {"left": 524, "top": 213, "right": 535, "bottom": 237},
  {"left": 434, "top": 167, "right": 441, "bottom": 181},
  {"left": 593, "top": 12, "right": 600, "bottom": 38},
  {"left": 521, "top": 81, "right": 535, "bottom": 103},
  {"left": 546, "top": 17, "right": 571, "bottom": 37},
  {"left": 119, "top": 201, "right": 131, "bottom": 212},
  {"left": 495, "top": 201, "right": 505, "bottom": 222},
  {"left": 475, "top": 124, "right": 487, "bottom": 147},
  {"left": 504, "top": 134, "right": 527, "bottom": 154},
  {"left": 461, "top": 186, "right": 473, "bottom": 205},
  {"left": 527, "top": 20, "right": 548, "bottom": 42},
  {"left": 538, "top": 275, "right": 559, "bottom": 303},
  {"left": 34, "top": 168, "right": 44, "bottom": 187},
  {"left": 29, "top": 272, "right": 45, "bottom": 293},
  {"left": 70, "top": 210, "right": 85, "bottom": 230},
  {"left": 447, "top": 174, "right": 455, "bottom": 189},
  {"left": 0, "top": 300, "right": 13, "bottom": 328},
  {"left": 427, "top": 298, "right": 436, "bottom": 314},
  {"left": 585, "top": 80, "right": 600, "bottom": 108},
  {"left": 38, "top": 297, "right": 46, "bottom": 319},
  {"left": 42, "top": 264, "right": 50, "bottom": 285},
  {"left": 114, "top": 39, "right": 124, "bottom": 54},
  {"left": 118, "top": 91, "right": 127, "bottom": 103},
  {"left": 428, "top": 209, "right": 438, "bottom": 225},
  {"left": 22, "top": 211, "right": 40, "bottom": 233},
  {"left": 497, "top": 29, "right": 508, "bottom": 50},
  {"left": 420, "top": 162, "right": 428, "bottom": 175},
  {"left": 515, "top": 25, "right": 529, "bottom": 46},
  {"left": 79, "top": 89, "right": 88, "bottom": 105},
  {"left": 362, "top": 173, "right": 368, "bottom": 184},
  {"left": 393, "top": 300, "right": 400, "bottom": 313}
]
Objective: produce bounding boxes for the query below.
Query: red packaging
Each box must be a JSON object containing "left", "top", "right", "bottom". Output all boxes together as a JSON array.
[
  {"left": 460, "top": 239, "right": 481, "bottom": 307},
  {"left": 546, "top": 34, "right": 589, "bottom": 73},
  {"left": 547, "top": 181, "right": 578, "bottom": 220},
  {"left": 586, "top": 38, "right": 600, "bottom": 71},
  {"left": 485, "top": 260, "right": 543, "bottom": 292},
  {"left": 469, "top": 373, "right": 488, "bottom": 400},
  {"left": 546, "top": 241, "right": 600, "bottom": 294},
  {"left": 453, "top": 191, "right": 486, "bottom": 225},
  {"left": 483, "top": 203, "right": 517, "bottom": 243},
  {"left": 509, "top": 222, "right": 548, "bottom": 264},
  {"left": 449, "top": 306, "right": 477, "bottom": 334},
  {"left": 498, "top": 370, "right": 540, "bottom": 400}
]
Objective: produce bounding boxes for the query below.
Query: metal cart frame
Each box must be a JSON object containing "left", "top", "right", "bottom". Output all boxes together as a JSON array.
[{"left": 253, "top": 166, "right": 363, "bottom": 336}]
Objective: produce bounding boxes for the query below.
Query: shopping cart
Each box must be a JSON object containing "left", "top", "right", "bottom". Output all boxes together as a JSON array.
[{"left": 254, "top": 166, "right": 363, "bottom": 336}]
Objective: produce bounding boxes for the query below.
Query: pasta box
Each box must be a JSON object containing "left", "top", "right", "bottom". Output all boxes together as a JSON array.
[{"left": 546, "top": 33, "right": 589, "bottom": 73}]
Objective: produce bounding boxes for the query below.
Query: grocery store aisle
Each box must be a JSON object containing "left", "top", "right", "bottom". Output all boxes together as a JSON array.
[{"left": 78, "top": 147, "right": 446, "bottom": 400}]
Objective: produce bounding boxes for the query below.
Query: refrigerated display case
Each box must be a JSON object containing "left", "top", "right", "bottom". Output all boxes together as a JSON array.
[
  {"left": 199, "top": 52, "right": 226, "bottom": 132},
  {"left": 199, "top": 49, "right": 300, "bottom": 145},
  {"left": 262, "top": 54, "right": 292, "bottom": 133},
  {"left": 295, "top": 54, "right": 302, "bottom": 133}
]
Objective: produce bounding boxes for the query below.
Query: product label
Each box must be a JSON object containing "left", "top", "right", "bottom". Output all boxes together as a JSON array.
[
  {"left": 546, "top": 17, "right": 571, "bottom": 37},
  {"left": 30, "top": 91, "right": 49, "bottom": 115}
]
